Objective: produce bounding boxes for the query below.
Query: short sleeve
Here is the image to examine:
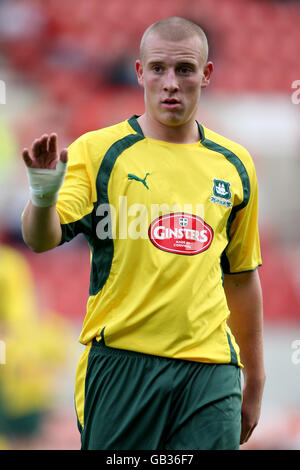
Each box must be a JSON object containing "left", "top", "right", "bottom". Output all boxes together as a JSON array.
[
  {"left": 56, "top": 137, "right": 95, "bottom": 244},
  {"left": 222, "top": 160, "right": 262, "bottom": 273}
]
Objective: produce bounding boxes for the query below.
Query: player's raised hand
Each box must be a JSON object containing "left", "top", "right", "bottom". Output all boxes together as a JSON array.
[
  {"left": 22, "top": 133, "right": 68, "bottom": 208},
  {"left": 22, "top": 133, "right": 68, "bottom": 170}
]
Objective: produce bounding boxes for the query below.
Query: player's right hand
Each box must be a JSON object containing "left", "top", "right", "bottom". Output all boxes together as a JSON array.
[
  {"left": 22, "top": 133, "right": 68, "bottom": 208},
  {"left": 22, "top": 133, "right": 68, "bottom": 170}
]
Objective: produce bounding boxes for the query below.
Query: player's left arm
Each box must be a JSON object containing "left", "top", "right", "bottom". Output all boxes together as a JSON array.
[{"left": 224, "top": 269, "right": 266, "bottom": 446}]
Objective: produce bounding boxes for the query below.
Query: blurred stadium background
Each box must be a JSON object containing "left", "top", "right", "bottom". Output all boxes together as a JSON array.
[{"left": 0, "top": 0, "right": 300, "bottom": 450}]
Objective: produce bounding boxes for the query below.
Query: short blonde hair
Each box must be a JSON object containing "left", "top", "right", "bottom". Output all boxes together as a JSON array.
[{"left": 140, "top": 17, "right": 209, "bottom": 66}]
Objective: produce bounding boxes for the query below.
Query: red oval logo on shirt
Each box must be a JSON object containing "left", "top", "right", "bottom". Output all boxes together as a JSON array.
[{"left": 149, "top": 213, "right": 214, "bottom": 255}]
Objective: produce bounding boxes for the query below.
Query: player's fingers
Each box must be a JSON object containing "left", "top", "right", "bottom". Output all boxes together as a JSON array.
[
  {"left": 59, "top": 148, "right": 68, "bottom": 164},
  {"left": 240, "top": 419, "right": 256, "bottom": 444},
  {"left": 39, "top": 134, "right": 49, "bottom": 154},
  {"left": 22, "top": 149, "right": 32, "bottom": 168},
  {"left": 32, "top": 137, "right": 43, "bottom": 159},
  {"left": 244, "top": 424, "right": 256, "bottom": 444},
  {"left": 48, "top": 133, "right": 58, "bottom": 155}
]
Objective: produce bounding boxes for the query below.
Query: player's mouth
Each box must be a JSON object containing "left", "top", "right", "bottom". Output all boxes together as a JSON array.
[{"left": 161, "top": 98, "right": 181, "bottom": 109}]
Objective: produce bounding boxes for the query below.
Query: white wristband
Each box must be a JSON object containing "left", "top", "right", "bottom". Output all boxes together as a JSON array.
[{"left": 26, "top": 160, "right": 67, "bottom": 208}]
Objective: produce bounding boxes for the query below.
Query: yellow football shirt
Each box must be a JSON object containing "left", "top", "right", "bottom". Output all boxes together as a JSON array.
[{"left": 56, "top": 115, "right": 262, "bottom": 368}]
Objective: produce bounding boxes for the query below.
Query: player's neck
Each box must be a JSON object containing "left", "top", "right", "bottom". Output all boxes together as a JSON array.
[{"left": 137, "top": 114, "right": 200, "bottom": 144}]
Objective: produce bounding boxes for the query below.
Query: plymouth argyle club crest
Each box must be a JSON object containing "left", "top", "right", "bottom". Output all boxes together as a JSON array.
[
  {"left": 210, "top": 179, "right": 233, "bottom": 208},
  {"left": 212, "top": 179, "right": 232, "bottom": 200}
]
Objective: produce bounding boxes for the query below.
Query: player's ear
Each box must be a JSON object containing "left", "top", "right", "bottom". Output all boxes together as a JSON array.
[
  {"left": 136, "top": 60, "right": 144, "bottom": 87},
  {"left": 201, "top": 61, "right": 214, "bottom": 88}
]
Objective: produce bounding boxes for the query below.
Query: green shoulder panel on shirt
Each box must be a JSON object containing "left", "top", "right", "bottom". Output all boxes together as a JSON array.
[
  {"left": 197, "top": 122, "right": 251, "bottom": 211},
  {"left": 197, "top": 122, "right": 252, "bottom": 275},
  {"left": 90, "top": 131, "right": 145, "bottom": 295},
  {"left": 60, "top": 118, "right": 145, "bottom": 295}
]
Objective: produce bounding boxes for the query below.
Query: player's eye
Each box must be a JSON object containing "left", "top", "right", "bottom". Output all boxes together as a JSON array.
[
  {"left": 177, "top": 66, "right": 193, "bottom": 74},
  {"left": 152, "top": 65, "right": 163, "bottom": 73}
]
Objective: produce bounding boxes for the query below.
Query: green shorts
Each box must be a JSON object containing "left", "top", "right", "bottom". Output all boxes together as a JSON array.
[{"left": 78, "top": 339, "right": 242, "bottom": 450}]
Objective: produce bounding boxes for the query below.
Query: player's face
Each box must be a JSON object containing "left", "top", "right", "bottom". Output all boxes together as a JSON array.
[{"left": 136, "top": 34, "right": 212, "bottom": 127}]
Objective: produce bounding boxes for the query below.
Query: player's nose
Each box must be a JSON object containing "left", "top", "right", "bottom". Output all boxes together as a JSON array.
[{"left": 163, "top": 68, "right": 179, "bottom": 92}]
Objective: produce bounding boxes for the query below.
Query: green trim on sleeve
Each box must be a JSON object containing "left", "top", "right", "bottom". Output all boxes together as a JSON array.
[
  {"left": 224, "top": 265, "right": 262, "bottom": 275},
  {"left": 226, "top": 332, "right": 238, "bottom": 366},
  {"left": 60, "top": 212, "right": 94, "bottom": 244}
]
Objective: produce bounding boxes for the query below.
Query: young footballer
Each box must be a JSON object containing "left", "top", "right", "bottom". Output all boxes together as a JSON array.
[{"left": 21, "top": 17, "right": 265, "bottom": 450}]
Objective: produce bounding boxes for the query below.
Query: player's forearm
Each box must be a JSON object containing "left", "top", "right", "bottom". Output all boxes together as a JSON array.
[
  {"left": 224, "top": 270, "right": 265, "bottom": 444},
  {"left": 224, "top": 270, "right": 266, "bottom": 383},
  {"left": 22, "top": 201, "right": 62, "bottom": 253}
]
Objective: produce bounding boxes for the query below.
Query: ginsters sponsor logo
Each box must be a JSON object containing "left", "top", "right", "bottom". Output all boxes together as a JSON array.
[{"left": 149, "top": 213, "right": 213, "bottom": 255}]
